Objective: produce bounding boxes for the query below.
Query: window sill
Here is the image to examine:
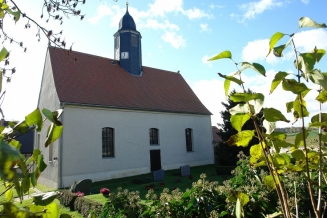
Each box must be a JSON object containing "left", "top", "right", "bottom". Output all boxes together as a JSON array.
[
  {"left": 150, "top": 144, "right": 160, "bottom": 146},
  {"left": 102, "top": 156, "right": 115, "bottom": 159}
]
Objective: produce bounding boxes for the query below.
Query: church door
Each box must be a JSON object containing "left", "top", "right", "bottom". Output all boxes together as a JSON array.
[{"left": 150, "top": 150, "right": 161, "bottom": 171}]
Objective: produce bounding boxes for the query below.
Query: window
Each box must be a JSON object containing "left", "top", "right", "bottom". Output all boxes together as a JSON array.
[
  {"left": 115, "top": 36, "right": 120, "bottom": 48},
  {"left": 149, "top": 128, "right": 159, "bottom": 145},
  {"left": 102, "top": 127, "right": 114, "bottom": 157},
  {"left": 131, "top": 34, "right": 137, "bottom": 47},
  {"left": 185, "top": 128, "right": 193, "bottom": 152}
]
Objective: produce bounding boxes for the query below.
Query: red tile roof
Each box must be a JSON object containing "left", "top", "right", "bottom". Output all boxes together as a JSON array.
[
  {"left": 212, "top": 126, "right": 222, "bottom": 143},
  {"left": 49, "top": 47, "right": 211, "bottom": 115}
]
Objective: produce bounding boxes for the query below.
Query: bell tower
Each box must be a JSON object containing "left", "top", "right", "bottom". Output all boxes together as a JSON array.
[{"left": 114, "top": 2, "right": 142, "bottom": 76}]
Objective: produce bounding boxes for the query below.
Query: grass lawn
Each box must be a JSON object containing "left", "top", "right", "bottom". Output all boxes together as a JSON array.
[
  {"left": 2, "top": 164, "right": 229, "bottom": 216},
  {"left": 285, "top": 132, "right": 319, "bottom": 146},
  {"left": 87, "top": 164, "right": 227, "bottom": 204}
]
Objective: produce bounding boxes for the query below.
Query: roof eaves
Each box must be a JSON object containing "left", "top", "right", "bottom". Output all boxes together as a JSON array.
[{"left": 61, "top": 102, "right": 212, "bottom": 116}]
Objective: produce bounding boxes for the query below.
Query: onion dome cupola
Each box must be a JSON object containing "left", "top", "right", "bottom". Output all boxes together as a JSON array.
[{"left": 114, "top": 2, "right": 142, "bottom": 76}]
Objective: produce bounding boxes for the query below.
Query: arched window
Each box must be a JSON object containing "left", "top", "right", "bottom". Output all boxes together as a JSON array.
[
  {"left": 149, "top": 128, "right": 159, "bottom": 145},
  {"left": 185, "top": 128, "right": 193, "bottom": 152},
  {"left": 102, "top": 127, "right": 114, "bottom": 157}
]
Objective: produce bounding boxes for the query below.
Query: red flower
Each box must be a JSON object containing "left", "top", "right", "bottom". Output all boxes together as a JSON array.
[
  {"left": 75, "top": 191, "right": 84, "bottom": 197},
  {"left": 100, "top": 188, "right": 110, "bottom": 195}
]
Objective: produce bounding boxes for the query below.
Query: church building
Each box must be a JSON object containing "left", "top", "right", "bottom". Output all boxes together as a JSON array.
[{"left": 36, "top": 4, "right": 214, "bottom": 188}]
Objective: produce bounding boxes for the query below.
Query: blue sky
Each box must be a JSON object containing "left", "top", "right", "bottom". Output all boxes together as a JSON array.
[{"left": 1, "top": 0, "right": 327, "bottom": 128}]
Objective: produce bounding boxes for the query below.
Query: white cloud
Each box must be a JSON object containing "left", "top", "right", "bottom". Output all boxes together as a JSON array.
[
  {"left": 192, "top": 69, "right": 318, "bottom": 129},
  {"left": 200, "top": 23, "right": 211, "bottom": 32},
  {"left": 88, "top": 3, "right": 115, "bottom": 25},
  {"left": 182, "top": 8, "right": 212, "bottom": 19},
  {"left": 301, "top": 0, "right": 310, "bottom": 4},
  {"left": 149, "top": 0, "right": 183, "bottom": 17},
  {"left": 241, "top": 29, "right": 327, "bottom": 64},
  {"left": 145, "top": 19, "right": 179, "bottom": 31},
  {"left": 242, "top": 39, "right": 279, "bottom": 64},
  {"left": 202, "top": 55, "right": 213, "bottom": 66},
  {"left": 161, "top": 32, "right": 186, "bottom": 49},
  {"left": 210, "top": 4, "right": 225, "bottom": 9},
  {"left": 239, "top": 0, "right": 284, "bottom": 21},
  {"left": 293, "top": 29, "right": 327, "bottom": 52}
]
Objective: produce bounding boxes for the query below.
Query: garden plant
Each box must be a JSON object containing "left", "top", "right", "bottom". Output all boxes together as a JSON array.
[{"left": 208, "top": 16, "right": 327, "bottom": 218}]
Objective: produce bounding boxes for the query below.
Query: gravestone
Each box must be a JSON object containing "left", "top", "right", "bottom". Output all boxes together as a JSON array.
[
  {"left": 70, "top": 179, "right": 92, "bottom": 195},
  {"left": 152, "top": 169, "right": 165, "bottom": 181},
  {"left": 180, "top": 165, "right": 190, "bottom": 176}
]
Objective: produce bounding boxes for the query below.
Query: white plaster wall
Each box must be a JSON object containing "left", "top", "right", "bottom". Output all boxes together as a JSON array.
[
  {"left": 36, "top": 49, "right": 61, "bottom": 188},
  {"left": 60, "top": 105, "right": 214, "bottom": 187}
]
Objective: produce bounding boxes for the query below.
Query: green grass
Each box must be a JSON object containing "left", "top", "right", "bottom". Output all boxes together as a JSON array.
[
  {"left": 88, "top": 164, "right": 224, "bottom": 204},
  {"left": 285, "top": 132, "right": 319, "bottom": 146},
  {"left": 2, "top": 164, "right": 226, "bottom": 216}
]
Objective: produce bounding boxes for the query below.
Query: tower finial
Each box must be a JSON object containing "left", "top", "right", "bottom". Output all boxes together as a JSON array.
[{"left": 126, "top": 1, "right": 129, "bottom": 11}]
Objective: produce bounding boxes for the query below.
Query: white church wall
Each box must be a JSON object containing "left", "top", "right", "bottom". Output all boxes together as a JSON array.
[
  {"left": 36, "top": 49, "right": 61, "bottom": 188},
  {"left": 59, "top": 105, "right": 213, "bottom": 187}
]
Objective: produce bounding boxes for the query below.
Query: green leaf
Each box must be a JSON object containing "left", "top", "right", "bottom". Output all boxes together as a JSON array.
[
  {"left": 22, "top": 176, "right": 30, "bottom": 194},
  {"left": 5, "top": 188, "right": 13, "bottom": 202},
  {"left": 230, "top": 93, "right": 264, "bottom": 103},
  {"left": 5, "top": 8, "right": 21, "bottom": 22},
  {"left": 267, "top": 32, "right": 285, "bottom": 57},
  {"left": 37, "top": 154, "right": 47, "bottom": 172},
  {"left": 30, "top": 172, "right": 37, "bottom": 187},
  {"left": 295, "top": 131, "right": 309, "bottom": 148},
  {"left": 263, "top": 107, "right": 290, "bottom": 122},
  {"left": 293, "top": 97, "right": 309, "bottom": 118},
  {"left": 274, "top": 140, "right": 294, "bottom": 148},
  {"left": 241, "top": 62, "right": 266, "bottom": 76},
  {"left": 312, "top": 47, "right": 326, "bottom": 63},
  {"left": 0, "top": 47, "right": 8, "bottom": 62},
  {"left": 262, "top": 120, "right": 276, "bottom": 134},
  {"left": 208, "top": 50, "right": 232, "bottom": 61},
  {"left": 292, "top": 149, "right": 305, "bottom": 160},
  {"left": 311, "top": 113, "right": 327, "bottom": 123},
  {"left": 25, "top": 108, "right": 43, "bottom": 132},
  {"left": 30, "top": 201, "right": 59, "bottom": 218},
  {"left": 0, "top": 140, "right": 21, "bottom": 180},
  {"left": 42, "top": 108, "right": 63, "bottom": 126},
  {"left": 295, "top": 53, "right": 316, "bottom": 80},
  {"left": 299, "top": 17, "right": 327, "bottom": 28},
  {"left": 282, "top": 79, "right": 310, "bottom": 94},
  {"left": 264, "top": 175, "right": 278, "bottom": 190},
  {"left": 229, "top": 103, "right": 249, "bottom": 115},
  {"left": 9, "top": 139, "right": 21, "bottom": 150},
  {"left": 45, "top": 123, "right": 63, "bottom": 147},
  {"left": 286, "top": 101, "right": 293, "bottom": 113},
  {"left": 1, "top": 202, "right": 34, "bottom": 217},
  {"left": 224, "top": 78, "right": 231, "bottom": 98},
  {"left": 13, "top": 120, "right": 29, "bottom": 134},
  {"left": 230, "top": 113, "right": 251, "bottom": 132},
  {"left": 273, "top": 44, "right": 286, "bottom": 57},
  {"left": 250, "top": 144, "right": 263, "bottom": 159},
  {"left": 237, "top": 192, "right": 249, "bottom": 206},
  {"left": 309, "top": 121, "right": 327, "bottom": 128},
  {"left": 218, "top": 73, "right": 243, "bottom": 85},
  {"left": 310, "top": 69, "right": 327, "bottom": 91},
  {"left": 270, "top": 71, "right": 288, "bottom": 94},
  {"left": 316, "top": 89, "right": 327, "bottom": 103},
  {"left": 269, "top": 132, "right": 287, "bottom": 141},
  {"left": 227, "top": 130, "right": 255, "bottom": 147}
]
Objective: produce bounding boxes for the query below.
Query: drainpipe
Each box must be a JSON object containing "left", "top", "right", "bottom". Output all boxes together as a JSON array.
[{"left": 59, "top": 102, "right": 65, "bottom": 188}]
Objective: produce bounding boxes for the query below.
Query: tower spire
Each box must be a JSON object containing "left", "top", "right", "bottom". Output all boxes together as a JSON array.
[{"left": 126, "top": 1, "right": 129, "bottom": 12}]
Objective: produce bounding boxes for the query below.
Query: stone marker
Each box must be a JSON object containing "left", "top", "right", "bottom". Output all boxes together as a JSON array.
[
  {"left": 152, "top": 169, "right": 165, "bottom": 181},
  {"left": 180, "top": 165, "right": 190, "bottom": 176}
]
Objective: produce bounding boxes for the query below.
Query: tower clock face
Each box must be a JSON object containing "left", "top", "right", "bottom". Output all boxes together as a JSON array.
[{"left": 121, "top": 52, "right": 129, "bottom": 59}]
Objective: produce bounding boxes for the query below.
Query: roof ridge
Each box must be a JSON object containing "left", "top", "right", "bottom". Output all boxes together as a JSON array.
[
  {"left": 49, "top": 46, "right": 114, "bottom": 61},
  {"left": 143, "top": 65, "right": 179, "bottom": 75}
]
